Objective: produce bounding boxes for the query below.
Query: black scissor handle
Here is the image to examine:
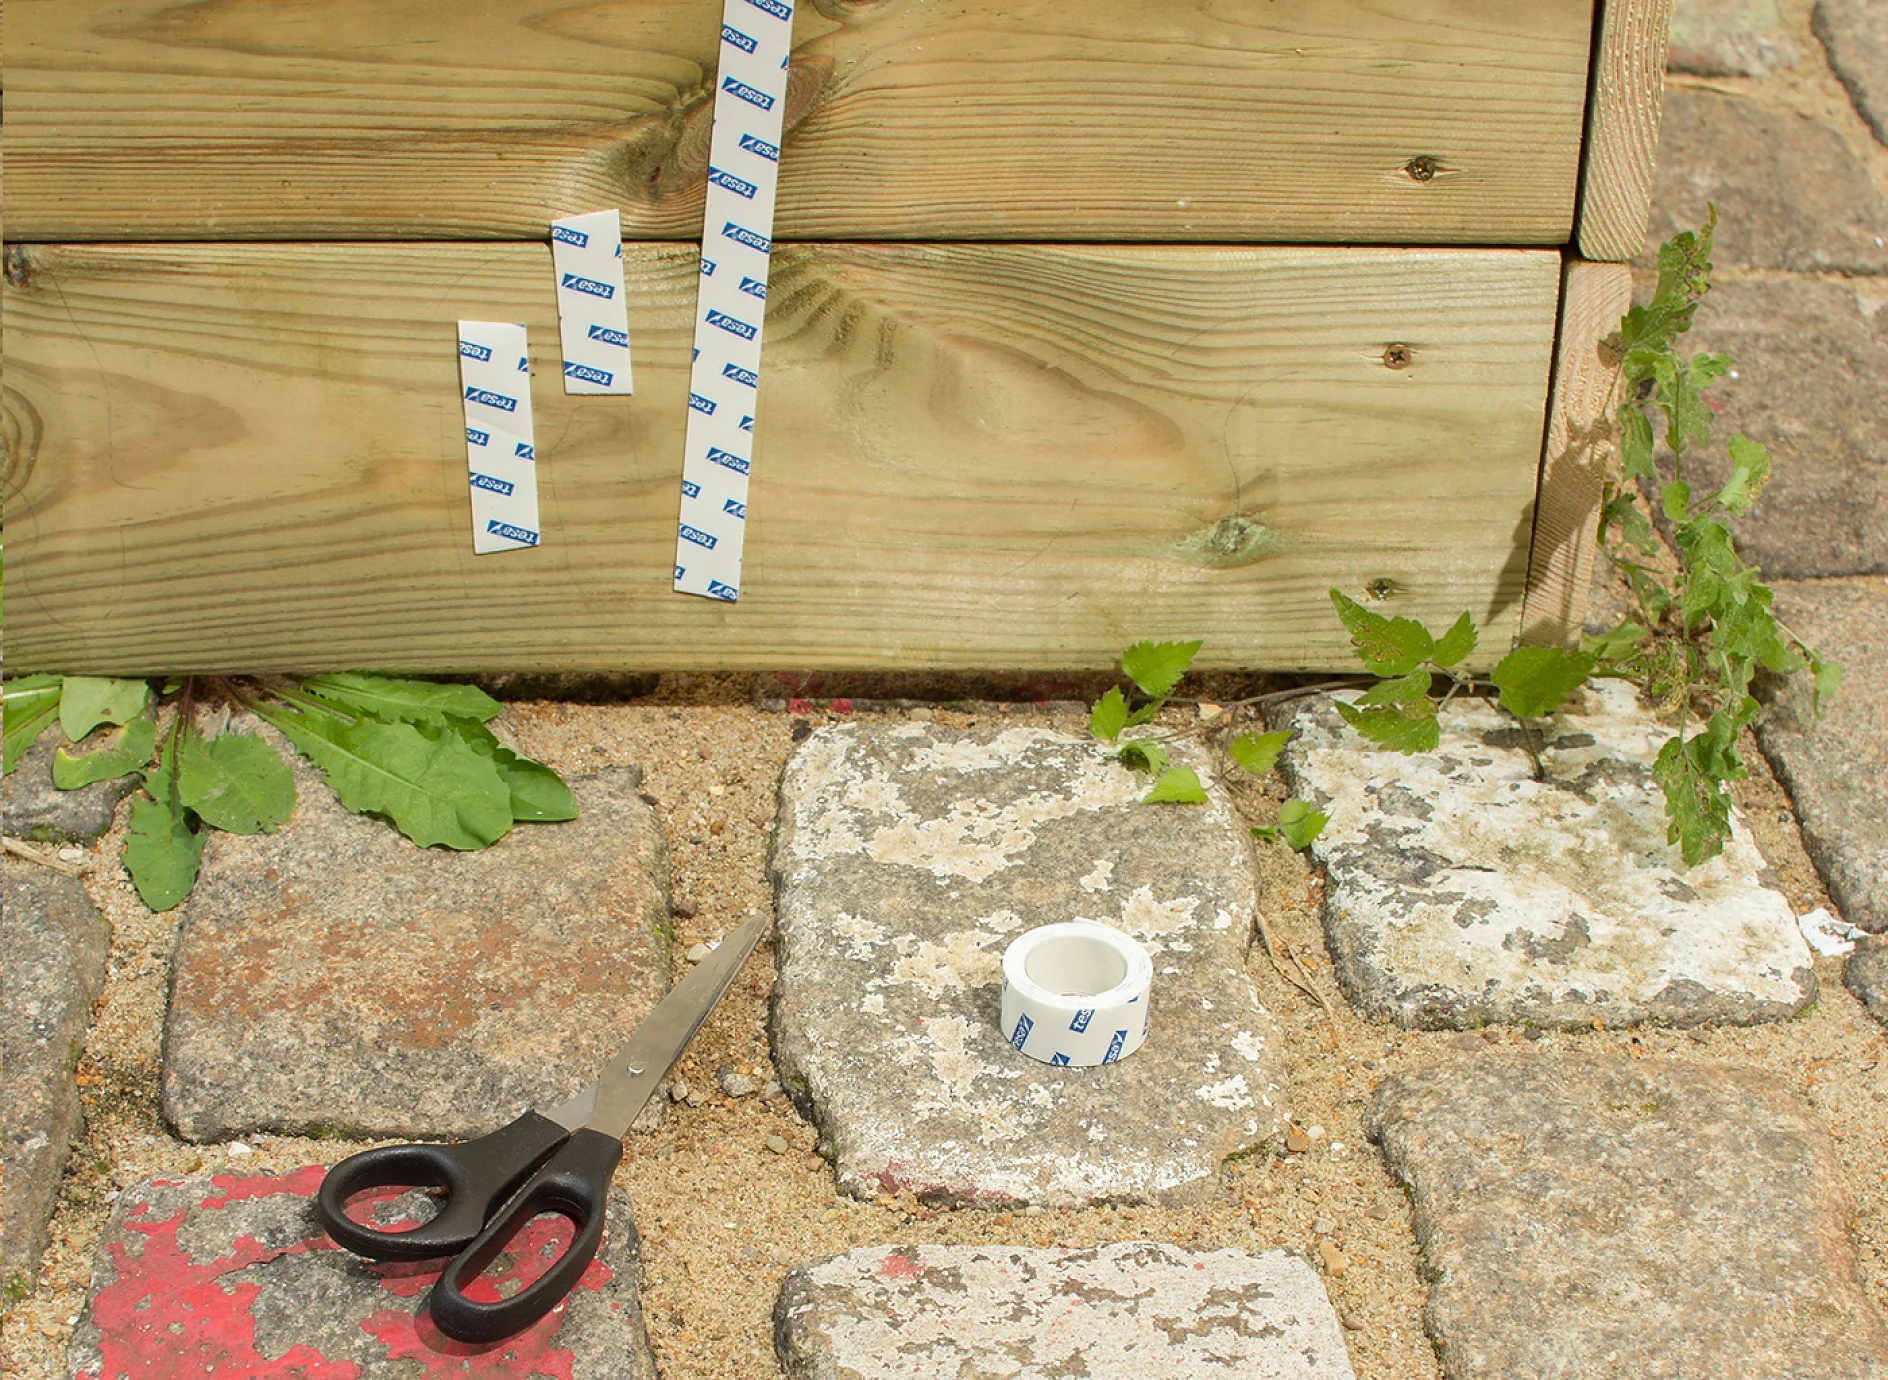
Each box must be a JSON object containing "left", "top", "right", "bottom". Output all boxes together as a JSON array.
[
  {"left": 316, "top": 1110, "right": 569, "bottom": 1261},
  {"left": 429, "top": 1127, "right": 625, "bottom": 1343}
]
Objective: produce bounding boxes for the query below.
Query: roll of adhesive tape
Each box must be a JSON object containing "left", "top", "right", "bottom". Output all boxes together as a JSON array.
[{"left": 999, "top": 921, "right": 1153, "bottom": 1067}]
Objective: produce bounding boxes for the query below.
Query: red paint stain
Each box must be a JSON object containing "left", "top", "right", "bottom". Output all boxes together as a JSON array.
[
  {"left": 74, "top": 1174, "right": 613, "bottom": 1380},
  {"left": 876, "top": 1252, "right": 922, "bottom": 1281},
  {"left": 829, "top": 698, "right": 853, "bottom": 715}
]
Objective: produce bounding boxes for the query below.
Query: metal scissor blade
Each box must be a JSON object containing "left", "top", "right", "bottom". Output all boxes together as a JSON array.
[{"left": 543, "top": 914, "right": 766, "bottom": 1140}]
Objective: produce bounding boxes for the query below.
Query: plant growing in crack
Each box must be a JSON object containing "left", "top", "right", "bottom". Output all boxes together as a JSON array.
[
  {"left": 3, "top": 671, "right": 577, "bottom": 911},
  {"left": 1326, "top": 211, "right": 1835, "bottom": 866},
  {"left": 1094, "top": 216, "right": 1837, "bottom": 873},
  {"left": 1086, "top": 639, "right": 1329, "bottom": 850}
]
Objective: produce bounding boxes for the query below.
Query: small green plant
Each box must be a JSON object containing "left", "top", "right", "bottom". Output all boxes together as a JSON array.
[
  {"left": 1087, "top": 639, "right": 1327, "bottom": 850},
  {"left": 1325, "top": 211, "right": 1834, "bottom": 866},
  {"left": 2, "top": 672, "right": 577, "bottom": 911}
]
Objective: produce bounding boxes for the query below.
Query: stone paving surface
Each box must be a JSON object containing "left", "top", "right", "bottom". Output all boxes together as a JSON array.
[
  {"left": 65, "top": 1167, "right": 656, "bottom": 1379},
  {"left": 1670, "top": 0, "right": 1800, "bottom": 75},
  {"left": 161, "top": 750, "right": 671, "bottom": 1142},
  {"left": 1758, "top": 578, "right": 1888, "bottom": 933},
  {"left": 774, "top": 1242, "right": 1356, "bottom": 1380},
  {"left": 2, "top": 734, "right": 139, "bottom": 844},
  {"left": 1657, "top": 278, "right": 1887, "bottom": 579},
  {"left": 1818, "top": 0, "right": 1888, "bottom": 144},
  {"left": 1367, "top": 1054, "right": 1888, "bottom": 1379},
  {"left": 1281, "top": 681, "right": 1813, "bottom": 1030},
  {"left": 1, "top": 862, "right": 109, "bottom": 1292},
  {"left": 769, "top": 724, "right": 1287, "bottom": 1207},
  {"left": 1645, "top": 88, "right": 1888, "bottom": 274},
  {"left": 1849, "top": 937, "right": 1888, "bottom": 1030}
]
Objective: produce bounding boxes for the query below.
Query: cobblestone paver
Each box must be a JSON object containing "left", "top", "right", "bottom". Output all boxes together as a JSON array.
[
  {"left": 770, "top": 724, "right": 1286, "bottom": 1207},
  {"left": 1645, "top": 89, "right": 1888, "bottom": 273},
  {"left": 1281, "top": 682, "right": 1812, "bottom": 1030},
  {"left": 1670, "top": 0, "right": 1799, "bottom": 75},
  {"left": 161, "top": 750, "right": 671, "bottom": 1142},
  {"left": 1, "top": 863, "right": 108, "bottom": 1293},
  {"left": 1758, "top": 578, "right": 1888, "bottom": 933},
  {"left": 1849, "top": 937, "right": 1888, "bottom": 1030},
  {"left": 2, "top": 734, "right": 138, "bottom": 844},
  {"left": 1367, "top": 1055, "right": 1888, "bottom": 1378},
  {"left": 65, "top": 1168, "right": 655, "bottom": 1379},
  {"left": 1817, "top": 0, "right": 1888, "bottom": 143},
  {"left": 775, "top": 1242, "right": 1356, "bottom": 1380},
  {"left": 1655, "top": 279, "right": 1887, "bottom": 578}
]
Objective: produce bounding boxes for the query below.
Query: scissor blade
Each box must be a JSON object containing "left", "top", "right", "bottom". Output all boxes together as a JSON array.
[{"left": 544, "top": 914, "right": 766, "bottom": 1140}]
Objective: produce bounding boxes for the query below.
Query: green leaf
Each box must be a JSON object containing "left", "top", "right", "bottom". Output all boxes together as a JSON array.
[
  {"left": 1650, "top": 734, "right": 1732, "bottom": 867},
  {"left": 1225, "top": 730, "right": 1292, "bottom": 777},
  {"left": 1355, "top": 668, "right": 1433, "bottom": 708},
  {"left": 1714, "top": 435, "right": 1771, "bottom": 516},
  {"left": 1657, "top": 352, "right": 1730, "bottom": 458},
  {"left": 1333, "top": 699, "right": 1441, "bottom": 754},
  {"left": 1328, "top": 590, "right": 1434, "bottom": 676},
  {"left": 446, "top": 718, "right": 580, "bottom": 823},
  {"left": 299, "top": 672, "right": 502, "bottom": 727},
  {"left": 1490, "top": 646, "right": 1597, "bottom": 719},
  {"left": 4, "top": 675, "right": 63, "bottom": 776},
  {"left": 177, "top": 730, "right": 296, "bottom": 834},
  {"left": 1618, "top": 404, "right": 1656, "bottom": 482},
  {"left": 260, "top": 706, "right": 512, "bottom": 850},
  {"left": 1274, "top": 797, "right": 1328, "bottom": 851},
  {"left": 58, "top": 676, "right": 149, "bottom": 741},
  {"left": 1618, "top": 209, "right": 1716, "bottom": 355},
  {"left": 1810, "top": 655, "right": 1841, "bottom": 716},
  {"left": 1142, "top": 766, "right": 1207, "bottom": 805},
  {"left": 123, "top": 791, "right": 205, "bottom": 912},
  {"left": 1122, "top": 702, "right": 1163, "bottom": 730},
  {"left": 1583, "top": 620, "right": 1647, "bottom": 664},
  {"left": 1088, "top": 686, "right": 1128, "bottom": 743},
  {"left": 1430, "top": 612, "right": 1478, "bottom": 670},
  {"left": 1120, "top": 641, "right": 1202, "bottom": 700},
  {"left": 1660, "top": 480, "right": 1691, "bottom": 523},
  {"left": 1117, "top": 740, "right": 1169, "bottom": 776},
  {"left": 1601, "top": 488, "right": 1660, "bottom": 558},
  {"left": 54, "top": 715, "right": 157, "bottom": 789}
]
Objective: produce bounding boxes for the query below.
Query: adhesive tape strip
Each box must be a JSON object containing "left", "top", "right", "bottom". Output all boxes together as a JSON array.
[
  {"left": 671, "top": 0, "right": 796, "bottom": 603},
  {"left": 456, "top": 321, "right": 541, "bottom": 553},
  {"left": 550, "top": 208, "right": 633, "bottom": 395},
  {"left": 1000, "top": 921, "right": 1153, "bottom": 1068}
]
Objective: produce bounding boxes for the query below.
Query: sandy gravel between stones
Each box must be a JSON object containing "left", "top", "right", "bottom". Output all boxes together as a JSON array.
[{"left": 2, "top": 676, "right": 1884, "bottom": 1380}]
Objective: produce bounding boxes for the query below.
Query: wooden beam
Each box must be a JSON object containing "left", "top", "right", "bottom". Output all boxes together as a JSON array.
[
  {"left": 1519, "top": 259, "right": 1634, "bottom": 647},
  {"left": 1577, "top": 0, "right": 1676, "bottom": 262},
  {"left": 3, "top": 0, "right": 1594, "bottom": 244},
  {"left": 2, "top": 242, "right": 1560, "bottom": 674}
]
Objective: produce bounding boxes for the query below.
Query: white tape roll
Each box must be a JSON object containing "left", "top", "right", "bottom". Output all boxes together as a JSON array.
[{"left": 999, "top": 921, "right": 1153, "bottom": 1067}]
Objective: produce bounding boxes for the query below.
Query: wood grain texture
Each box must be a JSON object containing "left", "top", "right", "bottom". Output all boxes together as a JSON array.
[
  {"left": 4, "top": 0, "right": 1595, "bottom": 244},
  {"left": 1578, "top": 0, "right": 1676, "bottom": 261},
  {"left": 1519, "top": 259, "right": 1634, "bottom": 647},
  {"left": 2, "top": 242, "right": 1559, "bottom": 674}
]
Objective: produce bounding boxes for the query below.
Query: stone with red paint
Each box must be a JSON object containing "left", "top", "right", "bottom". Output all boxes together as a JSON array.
[
  {"left": 160, "top": 748, "right": 671, "bottom": 1142},
  {"left": 66, "top": 1165, "right": 656, "bottom": 1379}
]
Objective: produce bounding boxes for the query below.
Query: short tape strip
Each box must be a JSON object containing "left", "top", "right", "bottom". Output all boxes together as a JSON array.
[
  {"left": 551, "top": 208, "right": 634, "bottom": 396},
  {"left": 671, "top": 0, "right": 796, "bottom": 603},
  {"left": 999, "top": 921, "right": 1153, "bottom": 1068},
  {"left": 457, "top": 321, "right": 542, "bottom": 553}
]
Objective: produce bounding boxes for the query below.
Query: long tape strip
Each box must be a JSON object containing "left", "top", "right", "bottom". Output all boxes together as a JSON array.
[
  {"left": 672, "top": 0, "right": 796, "bottom": 603},
  {"left": 458, "top": 321, "right": 542, "bottom": 552}
]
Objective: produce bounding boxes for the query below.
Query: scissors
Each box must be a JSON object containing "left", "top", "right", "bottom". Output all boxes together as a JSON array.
[{"left": 317, "top": 914, "right": 765, "bottom": 1343}]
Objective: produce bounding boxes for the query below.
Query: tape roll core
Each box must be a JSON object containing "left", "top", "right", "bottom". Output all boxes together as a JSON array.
[{"left": 999, "top": 921, "right": 1152, "bottom": 1068}]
